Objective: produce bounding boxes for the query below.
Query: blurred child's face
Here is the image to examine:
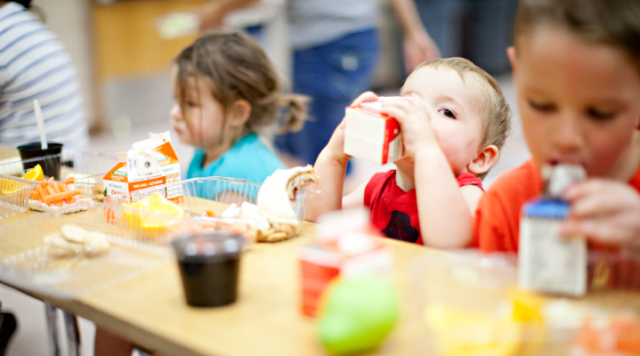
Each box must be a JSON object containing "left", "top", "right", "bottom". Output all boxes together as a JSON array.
[
  {"left": 170, "top": 71, "right": 226, "bottom": 149},
  {"left": 401, "top": 66, "right": 487, "bottom": 174},
  {"left": 511, "top": 28, "right": 640, "bottom": 178}
]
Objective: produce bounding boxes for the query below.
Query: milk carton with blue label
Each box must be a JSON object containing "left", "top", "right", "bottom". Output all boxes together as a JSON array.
[
  {"left": 103, "top": 132, "right": 183, "bottom": 203},
  {"left": 344, "top": 97, "right": 405, "bottom": 165},
  {"left": 519, "top": 164, "right": 587, "bottom": 296}
]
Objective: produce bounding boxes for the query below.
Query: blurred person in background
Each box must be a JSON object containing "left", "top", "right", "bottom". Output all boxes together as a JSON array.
[
  {"left": 0, "top": 0, "right": 88, "bottom": 151},
  {"left": 199, "top": 0, "right": 440, "bottom": 171}
]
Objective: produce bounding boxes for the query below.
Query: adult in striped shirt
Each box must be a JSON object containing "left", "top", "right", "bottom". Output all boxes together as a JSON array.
[{"left": 0, "top": 0, "right": 88, "bottom": 151}]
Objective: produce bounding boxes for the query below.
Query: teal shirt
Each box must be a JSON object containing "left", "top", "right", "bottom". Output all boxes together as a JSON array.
[{"left": 186, "top": 133, "right": 285, "bottom": 183}]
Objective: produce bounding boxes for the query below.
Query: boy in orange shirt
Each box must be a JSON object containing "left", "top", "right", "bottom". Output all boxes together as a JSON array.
[{"left": 473, "top": 0, "right": 640, "bottom": 257}]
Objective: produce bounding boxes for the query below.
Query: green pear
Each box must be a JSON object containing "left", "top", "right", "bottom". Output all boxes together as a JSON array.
[{"left": 317, "top": 276, "right": 399, "bottom": 355}]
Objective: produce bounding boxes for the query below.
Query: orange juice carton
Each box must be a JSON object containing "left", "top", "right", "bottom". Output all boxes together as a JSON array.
[
  {"left": 519, "top": 164, "right": 587, "bottom": 297},
  {"left": 103, "top": 132, "right": 183, "bottom": 204},
  {"left": 299, "top": 208, "right": 392, "bottom": 317},
  {"left": 344, "top": 97, "right": 404, "bottom": 165}
]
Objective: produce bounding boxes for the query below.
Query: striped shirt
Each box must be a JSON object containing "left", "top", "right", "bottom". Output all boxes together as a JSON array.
[{"left": 0, "top": 2, "right": 88, "bottom": 151}]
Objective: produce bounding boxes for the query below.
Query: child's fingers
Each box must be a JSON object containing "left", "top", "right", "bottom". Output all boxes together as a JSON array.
[
  {"left": 566, "top": 180, "right": 640, "bottom": 218},
  {"left": 560, "top": 218, "right": 632, "bottom": 245},
  {"left": 351, "top": 91, "right": 378, "bottom": 106},
  {"left": 564, "top": 179, "right": 607, "bottom": 201}
]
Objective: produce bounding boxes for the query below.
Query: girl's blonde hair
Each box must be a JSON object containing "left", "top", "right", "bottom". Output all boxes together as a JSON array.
[
  {"left": 513, "top": 0, "right": 640, "bottom": 75},
  {"left": 174, "top": 30, "right": 308, "bottom": 140}
]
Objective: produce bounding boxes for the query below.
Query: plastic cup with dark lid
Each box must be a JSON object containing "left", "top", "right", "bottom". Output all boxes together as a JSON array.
[
  {"left": 16, "top": 142, "right": 63, "bottom": 179},
  {"left": 171, "top": 233, "right": 244, "bottom": 307}
]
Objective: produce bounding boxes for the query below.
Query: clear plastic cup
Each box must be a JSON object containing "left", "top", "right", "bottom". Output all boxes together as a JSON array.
[{"left": 171, "top": 233, "right": 244, "bottom": 307}]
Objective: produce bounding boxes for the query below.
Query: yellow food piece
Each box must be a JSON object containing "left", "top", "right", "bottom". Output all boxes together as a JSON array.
[
  {"left": 23, "top": 164, "right": 44, "bottom": 181},
  {"left": 0, "top": 178, "right": 19, "bottom": 194},
  {"left": 424, "top": 304, "right": 524, "bottom": 356},
  {"left": 123, "top": 193, "right": 184, "bottom": 234}
]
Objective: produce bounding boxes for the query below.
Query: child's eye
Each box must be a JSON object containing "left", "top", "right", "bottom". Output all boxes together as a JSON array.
[
  {"left": 528, "top": 99, "right": 556, "bottom": 113},
  {"left": 586, "top": 107, "right": 617, "bottom": 121},
  {"left": 186, "top": 101, "right": 198, "bottom": 107},
  {"left": 438, "top": 108, "right": 456, "bottom": 119}
]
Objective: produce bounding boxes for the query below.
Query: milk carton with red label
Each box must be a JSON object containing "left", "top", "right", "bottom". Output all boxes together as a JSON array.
[
  {"left": 103, "top": 132, "right": 183, "bottom": 203},
  {"left": 344, "top": 97, "right": 404, "bottom": 165},
  {"left": 299, "top": 208, "right": 392, "bottom": 317}
]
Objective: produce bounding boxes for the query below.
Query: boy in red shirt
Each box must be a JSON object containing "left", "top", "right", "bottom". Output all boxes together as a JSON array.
[
  {"left": 473, "top": 0, "right": 640, "bottom": 264},
  {"left": 309, "top": 58, "right": 512, "bottom": 248}
]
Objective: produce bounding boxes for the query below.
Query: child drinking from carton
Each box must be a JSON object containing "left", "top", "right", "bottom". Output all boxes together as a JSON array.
[
  {"left": 309, "top": 58, "right": 511, "bottom": 248},
  {"left": 473, "top": 0, "right": 640, "bottom": 293},
  {"left": 170, "top": 30, "right": 308, "bottom": 183}
]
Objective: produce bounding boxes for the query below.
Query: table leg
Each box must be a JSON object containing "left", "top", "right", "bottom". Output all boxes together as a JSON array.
[
  {"left": 44, "top": 302, "right": 60, "bottom": 356},
  {"left": 62, "top": 311, "right": 81, "bottom": 356}
]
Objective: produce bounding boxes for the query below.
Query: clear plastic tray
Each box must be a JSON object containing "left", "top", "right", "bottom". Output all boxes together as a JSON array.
[
  {"left": 0, "top": 150, "right": 118, "bottom": 179},
  {"left": 0, "top": 205, "right": 171, "bottom": 299},
  {"left": 409, "top": 251, "right": 581, "bottom": 355},
  {"left": 103, "top": 177, "right": 316, "bottom": 244},
  {"left": 0, "top": 174, "right": 40, "bottom": 219}
]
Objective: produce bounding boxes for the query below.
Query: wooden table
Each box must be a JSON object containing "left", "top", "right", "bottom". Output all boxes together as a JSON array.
[
  {"left": 0, "top": 202, "right": 437, "bottom": 356},
  {"left": 2, "top": 145, "right": 640, "bottom": 356}
]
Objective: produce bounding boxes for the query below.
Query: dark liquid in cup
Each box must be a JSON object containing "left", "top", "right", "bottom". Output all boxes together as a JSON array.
[{"left": 178, "top": 254, "right": 240, "bottom": 307}]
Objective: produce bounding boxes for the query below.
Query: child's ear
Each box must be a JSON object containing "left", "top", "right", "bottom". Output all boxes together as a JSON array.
[
  {"left": 229, "top": 99, "right": 252, "bottom": 128},
  {"left": 507, "top": 46, "right": 518, "bottom": 78},
  {"left": 468, "top": 144, "right": 499, "bottom": 176}
]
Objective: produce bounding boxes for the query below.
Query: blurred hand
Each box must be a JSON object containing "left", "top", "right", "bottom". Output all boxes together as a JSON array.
[
  {"left": 404, "top": 32, "right": 441, "bottom": 72},
  {"left": 560, "top": 179, "right": 640, "bottom": 247},
  {"left": 199, "top": 1, "right": 225, "bottom": 32},
  {"left": 380, "top": 94, "right": 438, "bottom": 158}
]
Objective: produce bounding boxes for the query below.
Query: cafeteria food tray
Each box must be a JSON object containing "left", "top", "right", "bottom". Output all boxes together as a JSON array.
[
  {"left": 104, "top": 177, "right": 315, "bottom": 244},
  {"left": 0, "top": 205, "right": 171, "bottom": 299}
]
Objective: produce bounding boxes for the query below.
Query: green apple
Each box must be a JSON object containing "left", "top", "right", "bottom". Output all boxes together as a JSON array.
[{"left": 317, "top": 276, "right": 399, "bottom": 355}]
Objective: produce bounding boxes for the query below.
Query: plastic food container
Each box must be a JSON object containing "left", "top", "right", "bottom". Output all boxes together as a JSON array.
[
  {"left": 0, "top": 174, "right": 41, "bottom": 219},
  {"left": 409, "top": 251, "right": 581, "bottom": 356},
  {"left": 0, "top": 205, "right": 171, "bottom": 299},
  {"left": 0, "top": 150, "right": 118, "bottom": 178},
  {"left": 104, "top": 177, "right": 316, "bottom": 244}
]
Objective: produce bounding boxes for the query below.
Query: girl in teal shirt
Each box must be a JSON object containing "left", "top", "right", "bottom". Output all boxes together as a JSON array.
[{"left": 170, "top": 30, "right": 308, "bottom": 183}]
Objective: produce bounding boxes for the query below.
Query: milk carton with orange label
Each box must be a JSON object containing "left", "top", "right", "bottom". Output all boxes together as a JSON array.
[{"left": 103, "top": 132, "right": 183, "bottom": 203}]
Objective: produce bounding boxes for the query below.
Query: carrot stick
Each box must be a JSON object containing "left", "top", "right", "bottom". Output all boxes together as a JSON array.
[
  {"left": 36, "top": 185, "right": 46, "bottom": 202},
  {"left": 62, "top": 177, "right": 75, "bottom": 185},
  {"left": 43, "top": 190, "right": 81, "bottom": 204},
  {"left": 52, "top": 182, "right": 61, "bottom": 194},
  {"left": 46, "top": 186, "right": 60, "bottom": 206},
  {"left": 58, "top": 183, "right": 73, "bottom": 204},
  {"left": 30, "top": 190, "right": 38, "bottom": 200}
]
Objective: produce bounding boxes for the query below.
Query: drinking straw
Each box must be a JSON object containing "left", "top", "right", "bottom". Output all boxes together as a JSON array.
[{"left": 34, "top": 100, "right": 47, "bottom": 150}]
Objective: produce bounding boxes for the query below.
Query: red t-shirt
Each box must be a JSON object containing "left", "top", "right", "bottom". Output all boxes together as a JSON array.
[
  {"left": 364, "top": 170, "right": 483, "bottom": 245},
  {"left": 472, "top": 159, "right": 640, "bottom": 252}
]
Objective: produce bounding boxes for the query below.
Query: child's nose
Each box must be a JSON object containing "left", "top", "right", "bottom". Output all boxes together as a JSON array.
[
  {"left": 552, "top": 113, "right": 584, "bottom": 152},
  {"left": 170, "top": 104, "right": 182, "bottom": 121}
]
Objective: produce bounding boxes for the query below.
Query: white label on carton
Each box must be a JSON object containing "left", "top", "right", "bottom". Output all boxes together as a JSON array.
[
  {"left": 519, "top": 212, "right": 587, "bottom": 296},
  {"left": 344, "top": 105, "right": 403, "bottom": 165}
]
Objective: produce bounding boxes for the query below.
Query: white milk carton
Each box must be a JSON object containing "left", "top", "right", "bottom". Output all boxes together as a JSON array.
[
  {"left": 103, "top": 132, "right": 183, "bottom": 203},
  {"left": 344, "top": 97, "right": 405, "bottom": 165},
  {"left": 519, "top": 164, "right": 587, "bottom": 296}
]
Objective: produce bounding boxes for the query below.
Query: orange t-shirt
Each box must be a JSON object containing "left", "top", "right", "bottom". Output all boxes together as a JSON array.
[{"left": 472, "top": 159, "right": 640, "bottom": 253}]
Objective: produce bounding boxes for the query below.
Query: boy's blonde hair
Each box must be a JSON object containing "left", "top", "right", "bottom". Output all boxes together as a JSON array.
[{"left": 413, "top": 57, "right": 512, "bottom": 178}]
